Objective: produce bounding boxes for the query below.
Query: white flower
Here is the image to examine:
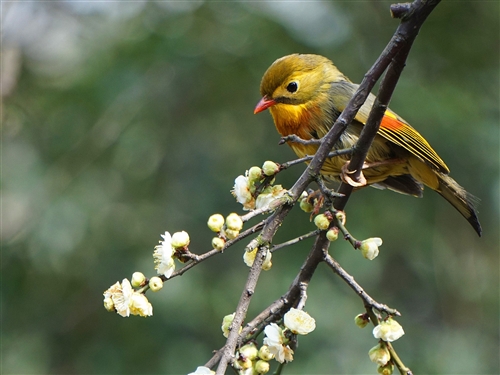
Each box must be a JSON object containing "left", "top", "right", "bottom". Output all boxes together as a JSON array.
[
  {"left": 359, "top": 237, "right": 382, "bottom": 260},
  {"left": 255, "top": 185, "right": 287, "bottom": 211},
  {"left": 284, "top": 308, "right": 316, "bottom": 335},
  {"left": 103, "top": 278, "right": 133, "bottom": 317},
  {"left": 153, "top": 231, "right": 176, "bottom": 278},
  {"left": 129, "top": 292, "right": 153, "bottom": 317},
  {"left": 187, "top": 366, "right": 214, "bottom": 375},
  {"left": 103, "top": 279, "right": 152, "bottom": 317},
  {"left": 368, "top": 343, "right": 391, "bottom": 366},
  {"left": 263, "top": 323, "right": 294, "bottom": 363},
  {"left": 373, "top": 318, "right": 405, "bottom": 342},
  {"left": 232, "top": 175, "right": 255, "bottom": 210},
  {"left": 243, "top": 248, "right": 272, "bottom": 270}
]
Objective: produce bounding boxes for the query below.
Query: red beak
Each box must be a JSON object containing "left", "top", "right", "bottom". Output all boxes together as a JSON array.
[{"left": 254, "top": 96, "right": 277, "bottom": 114}]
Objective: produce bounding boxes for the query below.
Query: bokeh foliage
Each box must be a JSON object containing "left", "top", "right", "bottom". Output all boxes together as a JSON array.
[{"left": 2, "top": 2, "right": 499, "bottom": 374}]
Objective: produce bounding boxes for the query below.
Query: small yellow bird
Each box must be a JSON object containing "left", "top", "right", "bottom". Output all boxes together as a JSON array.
[{"left": 254, "top": 54, "right": 481, "bottom": 236}]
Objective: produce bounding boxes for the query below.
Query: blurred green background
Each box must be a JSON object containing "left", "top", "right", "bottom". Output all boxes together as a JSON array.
[{"left": 2, "top": 1, "right": 499, "bottom": 374}]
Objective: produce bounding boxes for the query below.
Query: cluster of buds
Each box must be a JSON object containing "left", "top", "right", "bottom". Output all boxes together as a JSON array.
[
  {"left": 221, "top": 308, "right": 316, "bottom": 373},
  {"left": 232, "top": 161, "right": 288, "bottom": 212},
  {"left": 234, "top": 342, "right": 272, "bottom": 374},
  {"left": 207, "top": 212, "right": 244, "bottom": 250},
  {"left": 104, "top": 228, "right": 192, "bottom": 317},
  {"left": 355, "top": 314, "right": 404, "bottom": 375}
]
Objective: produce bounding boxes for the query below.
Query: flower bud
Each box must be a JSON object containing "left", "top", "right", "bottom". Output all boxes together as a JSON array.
[
  {"left": 221, "top": 313, "right": 235, "bottom": 338},
  {"left": 103, "top": 297, "right": 115, "bottom": 312},
  {"left": 226, "top": 213, "right": 243, "bottom": 231},
  {"left": 248, "top": 166, "right": 263, "bottom": 182},
  {"left": 207, "top": 214, "right": 225, "bottom": 232},
  {"left": 359, "top": 237, "right": 382, "bottom": 260},
  {"left": 299, "top": 199, "right": 314, "bottom": 213},
  {"left": 354, "top": 313, "right": 370, "bottom": 328},
  {"left": 258, "top": 345, "right": 274, "bottom": 361},
  {"left": 237, "top": 357, "right": 252, "bottom": 369},
  {"left": 212, "top": 237, "right": 225, "bottom": 251},
  {"left": 326, "top": 227, "right": 339, "bottom": 241},
  {"left": 254, "top": 360, "right": 270, "bottom": 374},
  {"left": 171, "top": 231, "right": 190, "bottom": 248},
  {"left": 131, "top": 271, "right": 146, "bottom": 288},
  {"left": 335, "top": 210, "right": 346, "bottom": 225},
  {"left": 239, "top": 342, "right": 258, "bottom": 361},
  {"left": 314, "top": 213, "right": 330, "bottom": 230},
  {"left": 225, "top": 229, "right": 239, "bottom": 240},
  {"left": 378, "top": 362, "right": 395, "bottom": 375},
  {"left": 149, "top": 276, "right": 163, "bottom": 292},
  {"left": 262, "top": 161, "right": 280, "bottom": 176},
  {"left": 369, "top": 343, "right": 391, "bottom": 366},
  {"left": 373, "top": 318, "right": 405, "bottom": 342}
]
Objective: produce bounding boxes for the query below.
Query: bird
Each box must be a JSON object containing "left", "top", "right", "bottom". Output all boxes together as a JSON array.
[{"left": 254, "top": 53, "right": 482, "bottom": 236}]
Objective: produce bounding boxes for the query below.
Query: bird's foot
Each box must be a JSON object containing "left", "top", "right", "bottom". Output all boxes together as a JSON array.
[{"left": 341, "top": 162, "right": 368, "bottom": 187}]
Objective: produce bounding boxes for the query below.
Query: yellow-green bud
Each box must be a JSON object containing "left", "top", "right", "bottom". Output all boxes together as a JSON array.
[
  {"left": 226, "top": 213, "right": 243, "bottom": 231},
  {"left": 262, "top": 161, "right": 280, "bottom": 176},
  {"left": 221, "top": 313, "right": 235, "bottom": 338},
  {"left": 148, "top": 276, "right": 163, "bottom": 292},
  {"left": 335, "top": 210, "right": 346, "bottom": 225},
  {"left": 299, "top": 198, "right": 314, "bottom": 213},
  {"left": 225, "top": 229, "right": 239, "bottom": 240},
  {"left": 103, "top": 297, "right": 115, "bottom": 312},
  {"left": 239, "top": 357, "right": 253, "bottom": 370},
  {"left": 207, "top": 214, "right": 225, "bottom": 232},
  {"left": 258, "top": 345, "right": 274, "bottom": 361},
  {"left": 326, "top": 227, "right": 339, "bottom": 241},
  {"left": 239, "top": 343, "right": 258, "bottom": 361},
  {"left": 131, "top": 272, "right": 146, "bottom": 288},
  {"left": 378, "top": 362, "right": 395, "bottom": 375},
  {"left": 369, "top": 343, "right": 391, "bottom": 366},
  {"left": 212, "top": 237, "right": 225, "bottom": 251},
  {"left": 254, "top": 360, "right": 270, "bottom": 374},
  {"left": 354, "top": 313, "right": 370, "bottom": 328},
  {"left": 248, "top": 166, "right": 263, "bottom": 182},
  {"left": 314, "top": 213, "right": 330, "bottom": 230},
  {"left": 171, "top": 231, "right": 190, "bottom": 248}
]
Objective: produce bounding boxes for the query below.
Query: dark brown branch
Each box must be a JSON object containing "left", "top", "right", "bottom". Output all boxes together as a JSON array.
[
  {"left": 334, "top": 0, "right": 441, "bottom": 211},
  {"left": 210, "top": 1, "right": 441, "bottom": 372}
]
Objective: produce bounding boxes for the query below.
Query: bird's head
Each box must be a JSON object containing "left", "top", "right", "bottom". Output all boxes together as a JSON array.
[{"left": 254, "top": 54, "right": 346, "bottom": 114}]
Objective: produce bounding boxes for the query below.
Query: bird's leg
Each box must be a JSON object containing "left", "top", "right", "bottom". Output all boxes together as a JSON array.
[{"left": 341, "top": 158, "right": 405, "bottom": 187}]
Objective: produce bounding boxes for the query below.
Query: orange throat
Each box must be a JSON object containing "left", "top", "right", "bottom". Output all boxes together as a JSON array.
[{"left": 269, "top": 103, "right": 316, "bottom": 140}]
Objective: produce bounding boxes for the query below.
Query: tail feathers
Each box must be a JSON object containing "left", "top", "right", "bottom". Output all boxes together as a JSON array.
[
  {"left": 437, "top": 174, "right": 482, "bottom": 236},
  {"left": 374, "top": 175, "right": 424, "bottom": 197}
]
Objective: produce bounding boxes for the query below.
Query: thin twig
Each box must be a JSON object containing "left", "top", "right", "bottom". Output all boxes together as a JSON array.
[
  {"left": 270, "top": 230, "right": 320, "bottom": 253},
  {"left": 167, "top": 220, "right": 266, "bottom": 280},
  {"left": 279, "top": 134, "right": 322, "bottom": 145},
  {"left": 279, "top": 148, "right": 353, "bottom": 170},
  {"left": 323, "top": 253, "right": 400, "bottom": 316}
]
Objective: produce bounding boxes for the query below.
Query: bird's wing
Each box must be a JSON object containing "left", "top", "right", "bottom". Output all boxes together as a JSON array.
[{"left": 330, "top": 81, "right": 449, "bottom": 174}]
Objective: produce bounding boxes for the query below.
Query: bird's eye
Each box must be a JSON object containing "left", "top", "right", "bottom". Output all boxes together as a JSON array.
[{"left": 286, "top": 81, "right": 298, "bottom": 93}]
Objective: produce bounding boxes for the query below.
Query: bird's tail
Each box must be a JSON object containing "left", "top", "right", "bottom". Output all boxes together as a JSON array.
[{"left": 437, "top": 173, "right": 482, "bottom": 236}]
